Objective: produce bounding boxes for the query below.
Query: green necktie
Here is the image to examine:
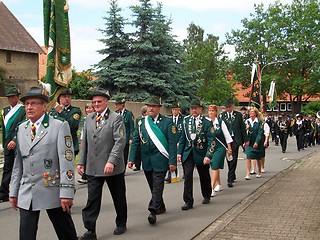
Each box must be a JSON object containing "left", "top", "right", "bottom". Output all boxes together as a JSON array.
[{"left": 229, "top": 113, "right": 233, "bottom": 135}]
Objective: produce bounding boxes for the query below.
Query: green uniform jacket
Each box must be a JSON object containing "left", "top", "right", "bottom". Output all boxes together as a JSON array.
[
  {"left": 177, "top": 115, "right": 215, "bottom": 166},
  {"left": 116, "top": 109, "right": 134, "bottom": 144},
  {"left": 129, "top": 114, "right": 177, "bottom": 172},
  {"left": 219, "top": 111, "right": 248, "bottom": 146},
  {"left": 2, "top": 105, "right": 26, "bottom": 155},
  {"left": 167, "top": 114, "right": 184, "bottom": 141},
  {"left": 51, "top": 105, "right": 81, "bottom": 153}
]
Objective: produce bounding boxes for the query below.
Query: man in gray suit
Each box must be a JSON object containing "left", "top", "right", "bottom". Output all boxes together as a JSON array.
[
  {"left": 78, "top": 87, "right": 127, "bottom": 240},
  {"left": 9, "top": 86, "right": 77, "bottom": 240}
]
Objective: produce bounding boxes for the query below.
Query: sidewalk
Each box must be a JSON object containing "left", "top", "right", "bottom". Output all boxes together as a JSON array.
[{"left": 195, "top": 149, "right": 320, "bottom": 240}]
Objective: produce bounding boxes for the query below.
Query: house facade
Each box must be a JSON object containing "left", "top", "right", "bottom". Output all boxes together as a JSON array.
[{"left": 0, "top": 1, "right": 44, "bottom": 96}]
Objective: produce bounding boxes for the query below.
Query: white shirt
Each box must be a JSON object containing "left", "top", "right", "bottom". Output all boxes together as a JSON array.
[
  {"left": 212, "top": 118, "right": 233, "bottom": 144},
  {"left": 30, "top": 114, "right": 45, "bottom": 135}
]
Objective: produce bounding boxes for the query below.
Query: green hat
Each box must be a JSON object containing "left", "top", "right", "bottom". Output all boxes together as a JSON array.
[
  {"left": 240, "top": 106, "right": 247, "bottom": 111},
  {"left": 5, "top": 86, "right": 21, "bottom": 97},
  {"left": 171, "top": 100, "right": 181, "bottom": 108},
  {"left": 115, "top": 98, "right": 126, "bottom": 104},
  {"left": 59, "top": 87, "right": 72, "bottom": 96},
  {"left": 89, "top": 86, "right": 110, "bottom": 100},
  {"left": 20, "top": 86, "right": 49, "bottom": 103},
  {"left": 224, "top": 99, "right": 235, "bottom": 107},
  {"left": 190, "top": 99, "right": 203, "bottom": 108},
  {"left": 145, "top": 96, "right": 162, "bottom": 106}
]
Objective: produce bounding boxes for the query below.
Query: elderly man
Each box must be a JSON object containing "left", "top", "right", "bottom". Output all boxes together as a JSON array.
[
  {"left": 78, "top": 87, "right": 127, "bottom": 240},
  {"left": 128, "top": 96, "right": 177, "bottom": 224},
  {"left": 0, "top": 86, "right": 26, "bottom": 203},
  {"left": 177, "top": 99, "right": 215, "bottom": 210},
  {"left": 9, "top": 86, "right": 77, "bottom": 240}
]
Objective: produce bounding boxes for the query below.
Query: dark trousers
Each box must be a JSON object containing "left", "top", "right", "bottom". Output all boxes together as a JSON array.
[
  {"left": 135, "top": 147, "right": 142, "bottom": 169},
  {"left": 182, "top": 154, "right": 211, "bottom": 205},
  {"left": 227, "top": 139, "right": 239, "bottom": 183},
  {"left": 19, "top": 206, "right": 77, "bottom": 240},
  {"left": 296, "top": 133, "right": 304, "bottom": 150},
  {"left": 0, "top": 150, "right": 15, "bottom": 199},
  {"left": 144, "top": 171, "right": 166, "bottom": 213},
  {"left": 279, "top": 133, "right": 289, "bottom": 151},
  {"left": 124, "top": 143, "right": 130, "bottom": 168},
  {"left": 82, "top": 173, "right": 127, "bottom": 232}
]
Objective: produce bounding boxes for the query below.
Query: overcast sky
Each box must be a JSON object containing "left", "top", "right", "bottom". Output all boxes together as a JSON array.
[{"left": 3, "top": 0, "right": 293, "bottom": 71}]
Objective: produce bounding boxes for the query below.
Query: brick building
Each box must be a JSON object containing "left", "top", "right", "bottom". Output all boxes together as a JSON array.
[{"left": 0, "top": 1, "right": 44, "bottom": 96}]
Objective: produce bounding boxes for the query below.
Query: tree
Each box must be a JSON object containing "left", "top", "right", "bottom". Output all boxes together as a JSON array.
[
  {"left": 93, "top": 0, "right": 130, "bottom": 95},
  {"left": 226, "top": 0, "right": 320, "bottom": 113},
  {"left": 183, "top": 23, "right": 233, "bottom": 105},
  {"left": 94, "top": 0, "right": 196, "bottom": 104},
  {"left": 69, "top": 69, "right": 93, "bottom": 99}
]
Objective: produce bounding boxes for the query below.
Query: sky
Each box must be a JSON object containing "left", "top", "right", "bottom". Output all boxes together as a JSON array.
[{"left": 2, "top": 0, "right": 293, "bottom": 71}]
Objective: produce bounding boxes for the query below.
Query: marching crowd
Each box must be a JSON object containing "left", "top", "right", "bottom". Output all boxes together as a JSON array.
[{"left": 0, "top": 85, "right": 319, "bottom": 240}]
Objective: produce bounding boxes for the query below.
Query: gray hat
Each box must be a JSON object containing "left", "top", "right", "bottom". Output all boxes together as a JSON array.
[
  {"left": 20, "top": 86, "right": 49, "bottom": 103},
  {"left": 89, "top": 87, "right": 110, "bottom": 100}
]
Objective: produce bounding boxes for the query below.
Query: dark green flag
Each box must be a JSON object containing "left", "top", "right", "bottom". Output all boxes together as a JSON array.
[{"left": 43, "top": 0, "right": 72, "bottom": 108}]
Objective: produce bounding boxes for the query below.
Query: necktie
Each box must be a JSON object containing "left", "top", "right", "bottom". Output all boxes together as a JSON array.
[
  {"left": 192, "top": 117, "right": 196, "bottom": 133},
  {"left": 228, "top": 113, "right": 233, "bottom": 135},
  {"left": 96, "top": 114, "right": 102, "bottom": 128},
  {"left": 174, "top": 117, "right": 177, "bottom": 125},
  {"left": 31, "top": 124, "right": 36, "bottom": 141}
]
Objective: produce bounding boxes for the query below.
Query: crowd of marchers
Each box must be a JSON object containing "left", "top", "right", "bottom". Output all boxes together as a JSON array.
[{"left": 0, "top": 85, "right": 319, "bottom": 240}]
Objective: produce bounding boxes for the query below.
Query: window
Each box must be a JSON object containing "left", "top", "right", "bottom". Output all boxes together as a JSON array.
[
  {"left": 6, "top": 52, "right": 11, "bottom": 63},
  {"left": 280, "top": 103, "right": 286, "bottom": 111},
  {"left": 273, "top": 104, "right": 279, "bottom": 111},
  {"left": 287, "top": 103, "right": 292, "bottom": 111}
]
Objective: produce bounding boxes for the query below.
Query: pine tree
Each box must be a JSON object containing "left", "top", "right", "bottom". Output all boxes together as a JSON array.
[{"left": 93, "top": 0, "right": 129, "bottom": 95}]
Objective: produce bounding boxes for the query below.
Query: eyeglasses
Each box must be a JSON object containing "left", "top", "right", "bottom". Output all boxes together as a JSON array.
[
  {"left": 92, "top": 100, "right": 106, "bottom": 104},
  {"left": 24, "top": 101, "right": 44, "bottom": 107}
]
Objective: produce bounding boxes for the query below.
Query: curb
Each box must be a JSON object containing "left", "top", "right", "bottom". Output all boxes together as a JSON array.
[{"left": 193, "top": 151, "right": 317, "bottom": 240}]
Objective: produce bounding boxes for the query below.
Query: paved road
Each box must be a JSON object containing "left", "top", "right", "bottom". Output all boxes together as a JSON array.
[{"left": 0, "top": 137, "right": 318, "bottom": 240}]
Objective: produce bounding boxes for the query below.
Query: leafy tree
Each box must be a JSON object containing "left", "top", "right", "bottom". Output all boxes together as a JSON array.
[
  {"left": 69, "top": 69, "right": 93, "bottom": 99},
  {"left": 183, "top": 23, "right": 233, "bottom": 105},
  {"left": 226, "top": 0, "right": 320, "bottom": 113},
  {"left": 302, "top": 101, "right": 320, "bottom": 116}
]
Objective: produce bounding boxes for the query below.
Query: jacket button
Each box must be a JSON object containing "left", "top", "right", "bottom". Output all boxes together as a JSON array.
[
  {"left": 32, "top": 183, "right": 35, "bottom": 186},
  {"left": 31, "top": 173, "right": 34, "bottom": 176}
]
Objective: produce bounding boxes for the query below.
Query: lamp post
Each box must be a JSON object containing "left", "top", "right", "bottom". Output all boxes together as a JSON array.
[{"left": 259, "top": 57, "right": 296, "bottom": 111}]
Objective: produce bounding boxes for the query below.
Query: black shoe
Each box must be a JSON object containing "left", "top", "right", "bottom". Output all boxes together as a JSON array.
[
  {"left": 181, "top": 203, "right": 193, "bottom": 211},
  {"left": 156, "top": 207, "right": 166, "bottom": 215},
  {"left": 202, "top": 198, "right": 210, "bottom": 204},
  {"left": 227, "top": 182, "right": 233, "bottom": 188},
  {"left": 148, "top": 213, "right": 157, "bottom": 224},
  {"left": 133, "top": 168, "right": 140, "bottom": 171},
  {"left": 113, "top": 226, "right": 127, "bottom": 235},
  {"left": 78, "top": 231, "right": 97, "bottom": 240},
  {"left": 282, "top": 150, "right": 286, "bottom": 153}
]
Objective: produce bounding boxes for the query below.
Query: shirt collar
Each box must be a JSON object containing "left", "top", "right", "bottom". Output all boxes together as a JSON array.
[{"left": 30, "top": 114, "right": 45, "bottom": 128}]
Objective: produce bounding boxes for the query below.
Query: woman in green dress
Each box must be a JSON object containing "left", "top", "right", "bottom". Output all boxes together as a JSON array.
[
  {"left": 245, "top": 107, "right": 263, "bottom": 180},
  {"left": 207, "top": 105, "right": 232, "bottom": 197}
]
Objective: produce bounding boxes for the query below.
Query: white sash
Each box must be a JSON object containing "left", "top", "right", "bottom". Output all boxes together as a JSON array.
[
  {"left": 144, "top": 117, "right": 169, "bottom": 158},
  {"left": 4, "top": 103, "right": 22, "bottom": 127}
]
